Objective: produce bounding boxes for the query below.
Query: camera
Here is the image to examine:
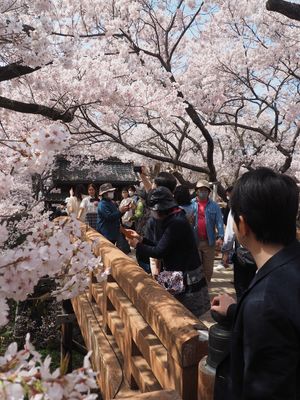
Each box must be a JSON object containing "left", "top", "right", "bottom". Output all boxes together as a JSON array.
[{"left": 133, "top": 166, "right": 143, "bottom": 174}]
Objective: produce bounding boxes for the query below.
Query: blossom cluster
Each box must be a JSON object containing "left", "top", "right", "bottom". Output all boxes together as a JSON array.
[
  {"left": 0, "top": 217, "right": 104, "bottom": 327},
  {"left": 0, "top": 173, "right": 14, "bottom": 200},
  {"left": 0, "top": 334, "right": 98, "bottom": 399},
  {"left": 16, "top": 123, "right": 71, "bottom": 175}
]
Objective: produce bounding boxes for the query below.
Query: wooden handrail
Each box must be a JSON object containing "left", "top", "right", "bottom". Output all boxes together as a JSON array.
[{"left": 70, "top": 222, "right": 208, "bottom": 400}]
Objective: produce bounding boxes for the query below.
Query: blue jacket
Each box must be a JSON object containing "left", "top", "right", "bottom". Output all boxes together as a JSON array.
[
  {"left": 191, "top": 197, "right": 224, "bottom": 246},
  {"left": 96, "top": 198, "right": 121, "bottom": 242}
]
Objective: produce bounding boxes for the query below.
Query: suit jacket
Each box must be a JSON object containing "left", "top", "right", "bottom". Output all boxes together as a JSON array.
[{"left": 215, "top": 240, "right": 300, "bottom": 400}]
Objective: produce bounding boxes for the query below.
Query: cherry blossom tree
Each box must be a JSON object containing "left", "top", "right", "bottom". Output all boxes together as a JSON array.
[
  {"left": 1, "top": 1, "right": 299, "bottom": 395},
  {"left": 0, "top": 3, "right": 104, "bottom": 395},
  {"left": 190, "top": 0, "right": 300, "bottom": 174},
  {"left": 1, "top": 1, "right": 299, "bottom": 188}
]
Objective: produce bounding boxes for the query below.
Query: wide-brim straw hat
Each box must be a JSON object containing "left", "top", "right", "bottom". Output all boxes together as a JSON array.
[
  {"left": 196, "top": 180, "right": 211, "bottom": 191},
  {"left": 99, "top": 182, "right": 116, "bottom": 195}
]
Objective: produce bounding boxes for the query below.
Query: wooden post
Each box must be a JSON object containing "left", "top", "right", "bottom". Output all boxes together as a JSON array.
[
  {"left": 124, "top": 334, "right": 139, "bottom": 389},
  {"left": 168, "top": 355, "right": 199, "bottom": 400},
  {"left": 102, "top": 275, "right": 115, "bottom": 334},
  {"left": 61, "top": 299, "right": 73, "bottom": 373},
  {"left": 88, "top": 271, "right": 97, "bottom": 303}
]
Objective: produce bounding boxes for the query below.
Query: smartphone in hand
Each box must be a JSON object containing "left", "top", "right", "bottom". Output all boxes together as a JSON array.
[{"left": 120, "top": 226, "right": 136, "bottom": 239}]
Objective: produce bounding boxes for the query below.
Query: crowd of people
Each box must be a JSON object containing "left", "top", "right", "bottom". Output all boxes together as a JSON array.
[
  {"left": 62, "top": 166, "right": 299, "bottom": 400},
  {"left": 62, "top": 169, "right": 230, "bottom": 314}
]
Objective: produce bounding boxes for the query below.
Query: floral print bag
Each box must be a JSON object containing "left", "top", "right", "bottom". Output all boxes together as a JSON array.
[{"left": 157, "top": 270, "right": 185, "bottom": 295}]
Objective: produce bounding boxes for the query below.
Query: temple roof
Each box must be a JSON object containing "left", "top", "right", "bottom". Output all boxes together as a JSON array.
[{"left": 52, "top": 156, "right": 139, "bottom": 186}]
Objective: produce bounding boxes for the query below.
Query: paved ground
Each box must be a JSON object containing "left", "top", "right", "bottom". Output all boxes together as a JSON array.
[{"left": 201, "top": 254, "right": 235, "bottom": 328}]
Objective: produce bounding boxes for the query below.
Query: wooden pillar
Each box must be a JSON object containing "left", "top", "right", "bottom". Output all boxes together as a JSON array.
[
  {"left": 168, "top": 356, "right": 199, "bottom": 400},
  {"left": 60, "top": 299, "right": 73, "bottom": 373},
  {"left": 102, "top": 276, "right": 115, "bottom": 334},
  {"left": 124, "top": 335, "right": 139, "bottom": 389},
  {"left": 88, "top": 271, "right": 97, "bottom": 303}
]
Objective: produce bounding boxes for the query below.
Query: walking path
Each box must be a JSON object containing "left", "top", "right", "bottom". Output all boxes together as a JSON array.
[{"left": 201, "top": 255, "right": 235, "bottom": 327}]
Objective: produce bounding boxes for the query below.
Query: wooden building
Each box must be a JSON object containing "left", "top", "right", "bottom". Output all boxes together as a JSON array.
[{"left": 44, "top": 156, "right": 139, "bottom": 208}]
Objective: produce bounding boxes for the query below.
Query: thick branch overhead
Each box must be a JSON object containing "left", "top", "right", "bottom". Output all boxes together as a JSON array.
[
  {"left": 0, "top": 62, "right": 50, "bottom": 82},
  {"left": 266, "top": 0, "right": 300, "bottom": 21},
  {"left": 0, "top": 96, "right": 75, "bottom": 122}
]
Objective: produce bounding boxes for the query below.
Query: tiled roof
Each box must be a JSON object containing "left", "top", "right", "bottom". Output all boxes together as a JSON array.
[
  {"left": 44, "top": 193, "right": 66, "bottom": 204},
  {"left": 52, "top": 157, "right": 139, "bottom": 185}
]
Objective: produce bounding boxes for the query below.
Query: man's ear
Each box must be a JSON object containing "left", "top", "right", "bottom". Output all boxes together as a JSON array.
[{"left": 237, "top": 215, "right": 250, "bottom": 238}]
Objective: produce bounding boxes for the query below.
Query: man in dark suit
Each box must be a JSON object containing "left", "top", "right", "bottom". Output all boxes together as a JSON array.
[{"left": 211, "top": 167, "right": 300, "bottom": 400}]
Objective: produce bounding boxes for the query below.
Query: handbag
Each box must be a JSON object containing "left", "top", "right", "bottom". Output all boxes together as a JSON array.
[{"left": 157, "top": 270, "right": 185, "bottom": 295}]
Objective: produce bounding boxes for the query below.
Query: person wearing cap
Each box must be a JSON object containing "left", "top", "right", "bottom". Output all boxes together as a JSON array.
[
  {"left": 191, "top": 180, "right": 224, "bottom": 282},
  {"left": 97, "top": 183, "right": 129, "bottom": 244},
  {"left": 127, "top": 186, "right": 210, "bottom": 318}
]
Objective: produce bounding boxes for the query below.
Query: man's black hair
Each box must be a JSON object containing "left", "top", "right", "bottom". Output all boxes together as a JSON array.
[
  {"left": 174, "top": 185, "right": 191, "bottom": 206},
  {"left": 128, "top": 185, "right": 136, "bottom": 192},
  {"left": 231, "top": 167, "right": 299, "bottom": 246},
  {"left": 154, "top": 172, "right": 177, "bottom": 193}
]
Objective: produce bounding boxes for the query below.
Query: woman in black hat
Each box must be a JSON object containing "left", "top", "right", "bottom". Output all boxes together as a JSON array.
[{"left": 128, "top": 186, "right": 210, "bottom": 318}]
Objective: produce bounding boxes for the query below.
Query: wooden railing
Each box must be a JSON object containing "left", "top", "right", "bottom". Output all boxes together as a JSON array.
[{"left": 71, "top": 225, "right": 208, "bottom": 400}]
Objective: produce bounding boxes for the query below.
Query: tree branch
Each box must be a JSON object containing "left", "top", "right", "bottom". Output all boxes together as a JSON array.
[
  {"left": 0, "top": 96, "right": 75, "bottom": 122},
  {"left": 0, "top": 62, "right": 46, "bottom": 82},
  {"left": 78, "top": 108, "right": 210, "bottom": 174},
  {"left": 266, "top": 0, "right": 300, "bottom": 22},
  {"left": 168, "top": 3, "right": 203, "bottom": 63},
  {"left": 172, "top": 170, "right": 196, "bottom": 189}
]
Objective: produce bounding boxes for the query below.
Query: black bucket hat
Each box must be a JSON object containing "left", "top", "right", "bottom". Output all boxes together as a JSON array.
[{"left": 147, "top": 187, "right": 178, "bottom": 211}]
